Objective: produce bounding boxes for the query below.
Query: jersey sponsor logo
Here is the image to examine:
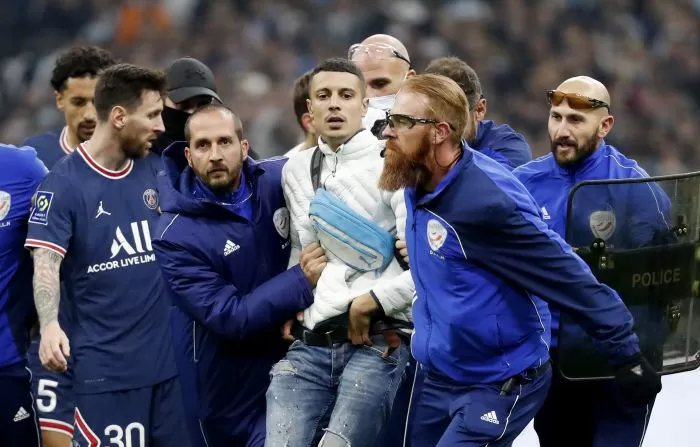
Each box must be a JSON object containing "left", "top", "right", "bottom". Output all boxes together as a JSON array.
[
  {"left": 87, "top": 220, "right": 155, "bottom": 273},
  {"left": 427, "top": 218, "right": 447, "bottom": 251},
  {"left": 143, "top": 188, "right": 159, "bottom": 210},
  {"left": 28, "top": 191, "right": 54, "bottom": 226},
  {"left": 273, "top": 207, "right": 290, "bottom": 239},
  {"left": 0, "top": 190, "right": 10, "bottom": 221},
  {"left": 589, "top": 209, "right": 616, "bottom": 241}
]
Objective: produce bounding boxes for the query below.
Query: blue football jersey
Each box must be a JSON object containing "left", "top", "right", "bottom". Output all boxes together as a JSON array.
[
  {"left": 25, "top": 144, "right": 176, "bottom": 394},
  {"left": 23, "top": 127, "right": 74, "bottom": 171},
  {"left": 0, "top": 145, "right": 47, "bottom": 368}
]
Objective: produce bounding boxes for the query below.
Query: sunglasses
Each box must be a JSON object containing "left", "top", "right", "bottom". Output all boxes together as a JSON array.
[
  {"left": 547, "top": 90, "right": 610, "bottom": 112},
  {"left": 386, "top": 113, "right": 456, "bottom": 132},
  {"left": 348, "top": 43, "right": 412, "bottom": 67}
]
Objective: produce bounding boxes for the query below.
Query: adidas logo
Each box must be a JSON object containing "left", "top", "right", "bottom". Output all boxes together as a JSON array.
[
  {"left": 223, "top": 240, "right": 240, "bottom": 256},
  {"left": 541, "top": 206, "right": 551, "bottom": 220},
  {"left": 480, "top": 410, "right": 500, "bottom": 425},
  {"left": 13, "top": 407, "right": 29, "bottom": 422}
]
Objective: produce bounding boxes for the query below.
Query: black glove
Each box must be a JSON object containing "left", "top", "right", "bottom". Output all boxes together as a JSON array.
[{"left": 614, "top": 353, "right": 662, "bottom": 405}]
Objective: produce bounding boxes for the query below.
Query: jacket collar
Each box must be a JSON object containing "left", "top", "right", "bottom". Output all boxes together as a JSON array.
[
  {"left": 554, "top": 139, "right": 608, "bottom": 178},
  {"left": 316, "top": 128, "right": 377, "bottom": 157},
  {"left": 159, "top": 141, "right": 265, "bottom": 219}
]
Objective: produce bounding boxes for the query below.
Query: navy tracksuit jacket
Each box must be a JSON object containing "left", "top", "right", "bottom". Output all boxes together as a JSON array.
[
  {"left": 153, "top": 144, "right": 313, "bottom": 447},
  {"left": 514, "top": 141, "right": 671, "bottom": 447}
]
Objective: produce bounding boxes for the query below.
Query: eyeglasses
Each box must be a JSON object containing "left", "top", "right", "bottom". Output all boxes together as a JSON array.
[
  {"left": 348, "top": 43, "right": 412, "bottom": 67},
  {"left": 386, "top": 113, "right": 458, "bottom": 132},
  {"left": 547, "top": 90, "right": 610, "bottom": 112}
]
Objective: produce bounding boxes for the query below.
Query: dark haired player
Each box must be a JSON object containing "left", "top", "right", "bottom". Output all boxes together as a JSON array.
[
  {"left": 25, "top": 63, "right": 188, "bottom": 446},
  {"left": 23, "top": 44, "right": 116, "bottom": 447},
  {"left": 23, "top": 45, "right": 117, "bottom": 169}
]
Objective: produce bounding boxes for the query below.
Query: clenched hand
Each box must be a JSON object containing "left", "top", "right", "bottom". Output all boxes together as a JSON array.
[
  {"left": 300, "top": 242, "right": 327, "bottom": 287},
  {"left": 39, "top": 320, "right": 70, "bottom": 372}
]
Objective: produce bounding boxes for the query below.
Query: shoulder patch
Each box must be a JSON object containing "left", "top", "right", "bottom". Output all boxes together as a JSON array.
[
  {"left": 28, "top": 191, "right": 54, "bottom": 226},
  {"left": 273, "top": 207, "right": 290, "bottom": 239},
  {"left": 0, "top": 190, "right": 10, "bottom": 221}
]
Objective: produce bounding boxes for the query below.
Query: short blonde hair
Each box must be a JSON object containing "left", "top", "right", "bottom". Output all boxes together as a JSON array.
[{"left": 400, "top": 74, "right": 468, "bottom": 143}]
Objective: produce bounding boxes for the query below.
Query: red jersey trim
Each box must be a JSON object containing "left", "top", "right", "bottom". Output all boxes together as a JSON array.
[
  {"left": 25, "top": 239, "right": 67, "bottom": 258},
  {"left": 77, "top": 144, "right": 133, "bottom": 179},
  {"left": 39, "top": 418, "right": 74, "bottom": 437},
  {"left": 59, "top": 127, "right": 75, "bottom": 155}
]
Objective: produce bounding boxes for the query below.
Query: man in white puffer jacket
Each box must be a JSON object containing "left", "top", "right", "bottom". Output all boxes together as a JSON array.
[{"left": 265, "top": 58, "right": 414, "bottom": 447}]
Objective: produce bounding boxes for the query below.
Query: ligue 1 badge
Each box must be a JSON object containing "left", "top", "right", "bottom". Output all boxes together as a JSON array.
[{"left": 143, "top": 189, "right": 159, "bottom": 210}]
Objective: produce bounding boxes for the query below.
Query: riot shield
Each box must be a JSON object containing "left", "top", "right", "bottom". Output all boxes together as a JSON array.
[{"left": 558, "top": 172, "right": 700, "bottom": 380}]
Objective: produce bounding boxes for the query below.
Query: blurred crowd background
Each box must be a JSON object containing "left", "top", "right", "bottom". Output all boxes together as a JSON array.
[{"left": 1, "top": 0, "right": 699, "bottom": 174}]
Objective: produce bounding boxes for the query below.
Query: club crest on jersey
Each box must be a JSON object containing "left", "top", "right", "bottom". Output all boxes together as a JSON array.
[
  {"left": 0, "top": 190, "right": 10, "bottom": 221},
  {"left": 589, "top": 210, "right": 616, "bottom": 241},
  {"left": 143, "top": 189, "right": 159, "bottom": 210},
  {"left": 28, "top": 191, "right": 53, "bottom": 226},
  {"left": 273, "top": 207, "right": 290, "bottom": 239},
  {"left": 427, "top": 219, "right": 447, "bottom": 251}
]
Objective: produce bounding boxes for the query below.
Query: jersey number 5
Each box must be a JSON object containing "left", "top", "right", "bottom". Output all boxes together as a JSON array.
[
  {"left": 105, "top": 423, "right": 145, "bottom": 447},
  {"left": 36, "top": 379, "right": 58, "bottom": 413}
]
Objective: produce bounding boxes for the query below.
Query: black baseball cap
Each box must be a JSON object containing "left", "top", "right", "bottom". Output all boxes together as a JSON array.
[{"left": 165, "top": 57, "right": 221, "bottom": 104}]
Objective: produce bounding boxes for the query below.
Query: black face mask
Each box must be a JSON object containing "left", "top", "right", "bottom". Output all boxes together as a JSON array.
[{"left": 161, "top": 106, "right": 190, "bottom": 141}]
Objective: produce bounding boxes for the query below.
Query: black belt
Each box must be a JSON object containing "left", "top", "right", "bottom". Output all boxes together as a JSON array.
[
  {"left": 499, "top": 360, "right": 551, "bottom": 395},
  {"left": 292, "top": 324, "right": 348, "bottom": 347}
]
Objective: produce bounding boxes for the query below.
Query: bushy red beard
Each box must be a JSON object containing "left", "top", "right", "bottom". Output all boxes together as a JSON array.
[{"left": 378, "top": 133, "right": 432, "bottom": 191}]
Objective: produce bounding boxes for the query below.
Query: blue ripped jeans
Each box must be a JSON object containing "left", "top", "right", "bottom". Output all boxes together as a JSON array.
[{"left": 265, "top": 335, "right": 410, "bottom": 447}]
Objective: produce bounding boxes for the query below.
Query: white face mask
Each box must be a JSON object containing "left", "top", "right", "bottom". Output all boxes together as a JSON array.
[{"left": 368, "top": 94, "right": 396, "bottom": 111}]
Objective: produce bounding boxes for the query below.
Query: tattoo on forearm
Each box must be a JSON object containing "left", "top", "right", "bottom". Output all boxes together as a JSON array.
[{"left": 32, "top": 248, "right": 63, "bottom": 329}]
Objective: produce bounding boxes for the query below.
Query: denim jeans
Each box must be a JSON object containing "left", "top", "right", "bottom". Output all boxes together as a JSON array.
[{"left": 265, "top": 334, "right": 410, "bottom": 447}]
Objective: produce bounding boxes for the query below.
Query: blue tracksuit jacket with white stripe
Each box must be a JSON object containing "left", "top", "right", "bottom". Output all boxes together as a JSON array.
[
  {"left": 513, "top": 141, "right": 672, "bottom": 347},
  {"left": 406, "top": 144, "right": 641, "bottom": 384}
]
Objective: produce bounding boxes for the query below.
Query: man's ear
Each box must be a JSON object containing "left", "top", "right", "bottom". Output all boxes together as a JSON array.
[
  {"left": 184, "top": 147, "right": 193, "bottom": 168},
  {"left": 406, "top": 69, "right": 417, "bottom": 78},
  {"left": 54, "top": 90, "right": 65, "bottom": 112},
  {"left": 474, "top": 98, "right": 487, "bottom": 121},
  {"left": 111, "top": 106, "right": 127, "bottom": 130},
  {"left": 434, "top": 122, "right": 451, "bottom": 145},
  {"left": 598, "top": 115, "right": 614, "bottom": 139},
  {"left": 362, "top": 96, "right": 369, "bottom": 116},
  {"left": 301, "top": 112, "right": 315, "bottom": 134},
  {"left": 241, "top": 139, "right": 250, "bottom": 161}
]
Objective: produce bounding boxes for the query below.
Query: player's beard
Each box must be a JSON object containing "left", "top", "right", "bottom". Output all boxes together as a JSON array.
[
  {"left": 378, "top": 133, "right": 432, "bottom": 191},
  {"left": 550, "top": 131, "right": 599, "bottom": 167},
  {"left": 203, "top": 152, "right": 245, "bottom": 195}
]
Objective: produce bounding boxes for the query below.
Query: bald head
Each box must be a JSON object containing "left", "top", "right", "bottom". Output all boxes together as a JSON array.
[
  {"left": 557, "top": 76, "right": 611, "bottom": 109},
  {"left": 360, "top": 34, "right": 410, "bottom": 61},
  {"left": 352, "top": 34, "right": 415, "bottom": 99},
  {"left": 548, "top": 76, "right": 615, "bottom": 168}
]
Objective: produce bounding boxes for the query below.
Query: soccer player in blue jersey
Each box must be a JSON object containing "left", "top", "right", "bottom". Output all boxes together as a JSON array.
[
  {"left": 23, "top": 45, "right": 116, "bottom": 170},
  {"left": 25, "top": 63, "right": 189, "bottom": 446},
  {"left": 0, "top": 144, "right": 46, "bottom": 447},
  {"left": 22, "top": 44, "right": 116, "bottom": 447}
]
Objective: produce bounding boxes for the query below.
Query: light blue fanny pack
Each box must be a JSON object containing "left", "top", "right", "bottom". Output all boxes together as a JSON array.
[
  {"left": 307, "top": 148, "right": 395, "bottom": 272},
  {"left": 309, "top": 189, "right": 395, "bottom": 272}
]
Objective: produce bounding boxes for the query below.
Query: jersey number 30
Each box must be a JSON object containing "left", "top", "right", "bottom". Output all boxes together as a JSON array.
[{"left": 105, "top": 423, "right": 145, "bottom": 447}]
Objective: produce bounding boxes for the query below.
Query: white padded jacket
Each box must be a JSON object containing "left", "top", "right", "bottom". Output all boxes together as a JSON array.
[{"left": 282, "top": 129, "right": 414, "bottom": 329}]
